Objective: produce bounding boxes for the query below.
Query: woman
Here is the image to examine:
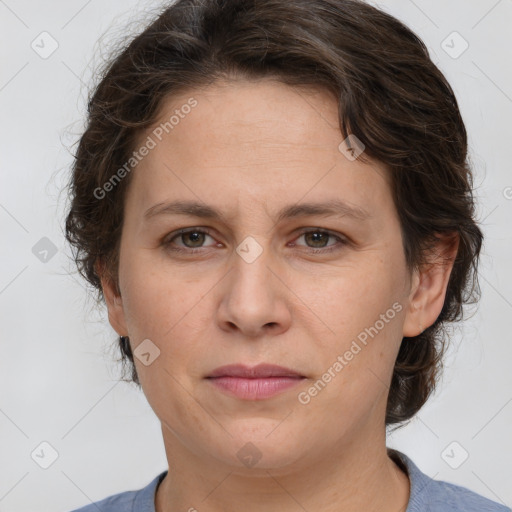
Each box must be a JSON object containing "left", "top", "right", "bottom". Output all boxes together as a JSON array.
[{"left": 65, "top": 0, "right": 509, "bottom": 511}]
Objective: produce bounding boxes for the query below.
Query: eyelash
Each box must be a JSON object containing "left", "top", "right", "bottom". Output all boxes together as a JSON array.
[{"left": 162, "top": 227, "right": 347, "bottom": 255}]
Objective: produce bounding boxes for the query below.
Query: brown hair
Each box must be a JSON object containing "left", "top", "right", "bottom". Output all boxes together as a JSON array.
[{"left": 65, "top": 0, "right": 483, "bottom": 427}]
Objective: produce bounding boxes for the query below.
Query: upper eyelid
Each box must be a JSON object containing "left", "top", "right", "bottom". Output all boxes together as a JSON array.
[{"left": 165, "top": 227, "right": 215, "bottom": 242}]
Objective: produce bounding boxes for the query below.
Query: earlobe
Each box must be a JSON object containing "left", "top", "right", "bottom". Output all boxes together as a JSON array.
[
  {"left": 402, "top": 233, "right": 459, "bottom": 338},
  {"left": 95, "top": 259, "right": 128, "bottom": 336}
]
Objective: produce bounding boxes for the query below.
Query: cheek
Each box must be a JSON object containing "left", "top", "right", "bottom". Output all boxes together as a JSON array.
[
  {"left": 300, "top": 272, "right": 404, "bottom": 429},
  {"left": 312, "top": 257, "right": 403, "bottom": 334},
  {"left": 119, "top": 251, "right": 217, "bottom": 377},
  {"left": 302, "top": 252, "right": 406, "bottom": 392},
  {"left": 119, "top": 248, "right": 199, "bottom": 331}
]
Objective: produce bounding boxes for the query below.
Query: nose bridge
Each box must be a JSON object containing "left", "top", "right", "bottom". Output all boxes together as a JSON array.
[
  {"left": 231, "top": 234, "right": 276, "bottom": 305},
  {"left": 218, "top": 233, "right": 290, "bottom": 335}
]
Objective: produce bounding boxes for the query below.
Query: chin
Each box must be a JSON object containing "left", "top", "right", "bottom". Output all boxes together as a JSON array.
[{"left": 210, "top": 423, "right": 309, "bottom": 470}]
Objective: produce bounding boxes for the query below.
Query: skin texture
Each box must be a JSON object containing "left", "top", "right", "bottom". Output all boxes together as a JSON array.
[{"left": 99, "top": 79, "right": 458, "bottom": 512}]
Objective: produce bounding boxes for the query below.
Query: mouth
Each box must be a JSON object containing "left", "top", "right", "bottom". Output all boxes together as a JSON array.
[
  {"left": 206, "top": 364, "right": 306, "bottom": 400},
  {"left": 207, "top": 363, "right": 305, "bottom": 379}
]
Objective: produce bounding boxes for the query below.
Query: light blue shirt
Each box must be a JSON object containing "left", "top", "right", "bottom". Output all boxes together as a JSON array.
[{"left": 69, "top": 449, "right": 510, "bottom": 511}]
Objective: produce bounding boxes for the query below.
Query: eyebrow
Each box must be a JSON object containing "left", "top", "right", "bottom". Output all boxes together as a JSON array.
[{"left": 143, "top": 198, "right": 371, "bottom": 223}]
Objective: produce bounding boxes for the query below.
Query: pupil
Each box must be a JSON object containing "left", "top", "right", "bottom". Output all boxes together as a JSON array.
[
  {"left": 185, "top": 231, "right": 204, "bottom": 247},
  {"left": 307, "top": 232, "right": 328, "bottom": 247}
]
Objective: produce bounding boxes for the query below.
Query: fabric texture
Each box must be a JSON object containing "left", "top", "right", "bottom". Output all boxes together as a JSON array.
[{"left": 69, "top": 449, "right": 510, "bottom": 511}]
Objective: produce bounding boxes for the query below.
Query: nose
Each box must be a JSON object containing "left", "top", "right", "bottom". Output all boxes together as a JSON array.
[{"left": 216, "top": 244, "right": 292, "bottom": 338}]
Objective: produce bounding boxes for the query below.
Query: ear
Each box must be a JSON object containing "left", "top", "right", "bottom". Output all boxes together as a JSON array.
[
  {"left": 95, "top": 258, "right": 128, "bottom": 336},
  {"left": 402, "top": 233, "right": 459, "bottom": 337}
]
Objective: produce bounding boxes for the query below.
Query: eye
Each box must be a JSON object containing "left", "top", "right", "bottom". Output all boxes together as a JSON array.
[
  {"left": 162, "top": 227, "right": 347, "bottom": 255},
  {"left": 292, "top": 229, "right": 347, "bottom": 253},
  {"left": 163, "top": 228, "right": 218, "bottom": 253}
]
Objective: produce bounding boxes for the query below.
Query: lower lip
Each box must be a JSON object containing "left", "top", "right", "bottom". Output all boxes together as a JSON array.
[{"left": 207, "top": 376, "right": 305, "bottom": 400}]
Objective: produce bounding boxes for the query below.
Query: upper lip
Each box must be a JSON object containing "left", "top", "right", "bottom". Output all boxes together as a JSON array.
[{"left": 207, "top": 364, "right": 304, "bottom": 379}]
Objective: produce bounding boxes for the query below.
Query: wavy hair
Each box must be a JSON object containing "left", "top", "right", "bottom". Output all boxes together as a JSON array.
[{"left": 65, "top": 0, "right": 483, "bottom": 426}]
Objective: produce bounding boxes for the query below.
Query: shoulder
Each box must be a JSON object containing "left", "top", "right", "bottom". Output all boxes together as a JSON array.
[
  {"left": 427, "top": 477, "right": 511, "bottom": 512},
  {"left": 67, "top": 471, "right": 167, "bottom": 512},
  {"left": 388, "top": 449, "right": 510, "bottom": 512},
  {"left": 69, "top": 490, "right": 137, "bottom": 512}
]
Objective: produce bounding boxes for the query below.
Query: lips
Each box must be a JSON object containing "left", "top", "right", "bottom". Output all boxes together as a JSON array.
[
  {"left": 206, "top": 364, "right": 306, "bottom": 400},
  {"left": 207, "top": 363, "right": 304, "bottom": 379}
]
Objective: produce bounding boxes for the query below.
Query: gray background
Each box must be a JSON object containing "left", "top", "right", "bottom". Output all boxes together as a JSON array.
[{"left": 0, "top": 0, "right": 511, "bottom": 510}]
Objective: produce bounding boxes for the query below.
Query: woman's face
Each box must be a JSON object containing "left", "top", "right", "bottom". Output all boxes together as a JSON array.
[{"left": 104, "top": 79, "right": 423, "bottom": 471}]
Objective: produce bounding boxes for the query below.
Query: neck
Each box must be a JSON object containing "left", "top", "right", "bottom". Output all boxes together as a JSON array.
[{"left": 155, "top": 426, "right": 410, "bottom": 512}]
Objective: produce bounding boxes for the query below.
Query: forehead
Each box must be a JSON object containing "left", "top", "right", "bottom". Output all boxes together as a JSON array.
[{"left": 126, "top": 79, "right": 392, "bottom": 222}]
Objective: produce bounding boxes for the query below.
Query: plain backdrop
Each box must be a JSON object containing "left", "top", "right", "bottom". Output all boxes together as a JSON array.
[{"left": 1, "top": 0, "right": 511, "bottom": 510}]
